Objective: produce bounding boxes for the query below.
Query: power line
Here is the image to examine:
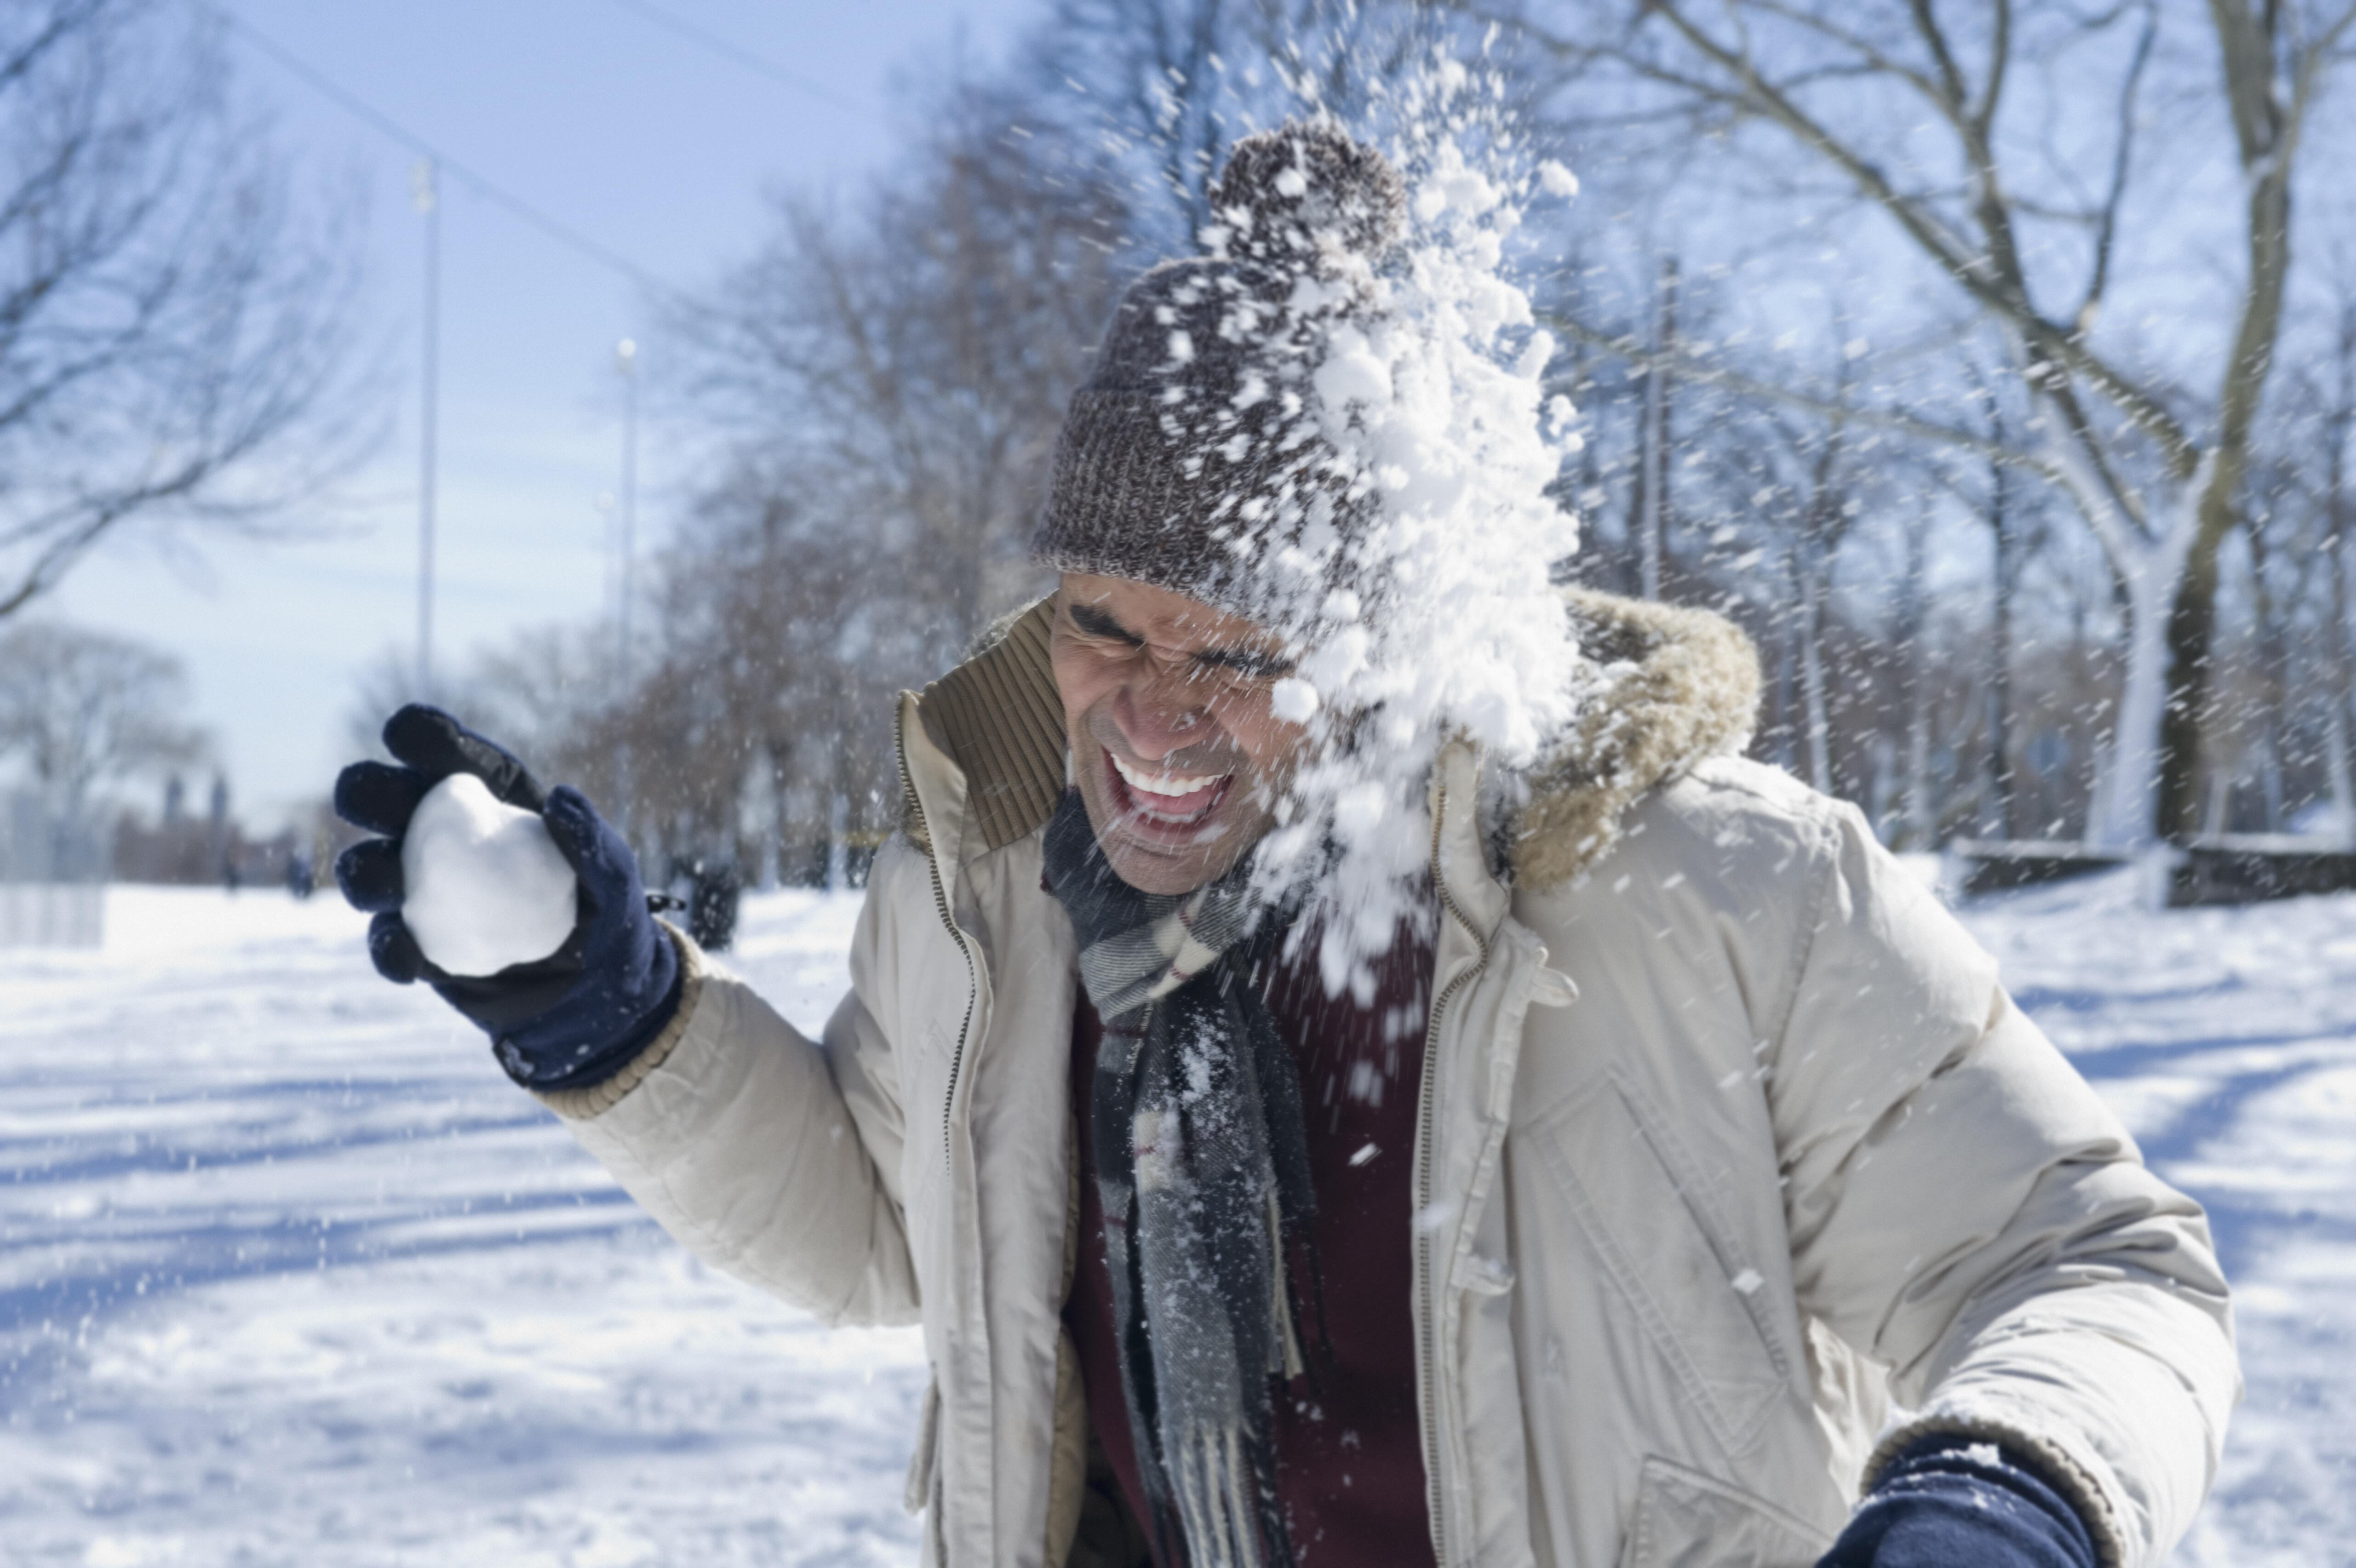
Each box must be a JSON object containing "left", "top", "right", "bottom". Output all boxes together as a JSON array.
[
  {"left": 206, "top": 5, "right": 681, "bottom": 303},
  {"left": 602, "top": 0, "right": 879, "bottom": 121}
]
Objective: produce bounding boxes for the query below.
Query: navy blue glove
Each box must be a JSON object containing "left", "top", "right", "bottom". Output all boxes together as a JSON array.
[
  {"left": 1816, "top": 1435, "right": 2098, "bottom": 1568},
  {"left": 334, "top": 704, "right": 682, "bottom": 1092}
]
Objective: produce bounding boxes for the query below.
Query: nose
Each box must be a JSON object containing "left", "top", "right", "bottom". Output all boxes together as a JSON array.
[{"left": 1108, "top": 661, "right": 1210, "bottom": 763}]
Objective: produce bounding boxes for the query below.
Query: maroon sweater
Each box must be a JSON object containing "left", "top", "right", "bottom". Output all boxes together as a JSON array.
[{"left": 1064, "top": 911, "right": 1439, "bottom": 1568}]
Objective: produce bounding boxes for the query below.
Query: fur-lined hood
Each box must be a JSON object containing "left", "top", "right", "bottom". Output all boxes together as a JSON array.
[
  {"left": 1512, "top": 589, "right": 1760, "bottom": 889},
  {"left": 908, "top": 588, "right": 1761, "bottom": 891}
]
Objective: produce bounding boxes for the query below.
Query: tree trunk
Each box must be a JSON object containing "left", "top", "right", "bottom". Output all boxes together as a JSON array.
[
  {"left": 2329, "top": 308, "right": 2356, "bottom": 841},
  {"left": 2091, "top": 525, "right": 2194, "bottom": 849},
  {"left": 2327, "top": 702, "right": 2356, "bottom": 842},
  {"left": 1799, "top": 539, "right": 1833, "bottom": 795},
  {"left": 1905, "top": 695, "right": 1932, "bottom": 848},
  {"left": 1899, "top": 507, "right": 1933, "bottom": 847},
  {"left": 2335, "top": 519, "right": 2356, "bottom": 843},
  {"left": 1637, "top": 256, "right": 1677, "bottom": 600},
  {"left": 1983, "top": 454, "right": 2015, "bottom": 839},
  {"left": 1772, "top": 585, "right": 1799, "bottom": 775},
  {"left": 2154, "top": 78, "right": 2293, "bottom": 838},
  {"left": 2155, "top": 506, "right": 2234, "bottom": 841}
]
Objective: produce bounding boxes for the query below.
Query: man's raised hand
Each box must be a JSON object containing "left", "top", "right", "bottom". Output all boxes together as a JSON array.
[{"left": 333, "top": 705, "right": 682, "bottom": 1092}]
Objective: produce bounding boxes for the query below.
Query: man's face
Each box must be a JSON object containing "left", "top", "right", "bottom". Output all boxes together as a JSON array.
[{"left": 1049, "top": 573, "right": 1310, "bottom": 895}]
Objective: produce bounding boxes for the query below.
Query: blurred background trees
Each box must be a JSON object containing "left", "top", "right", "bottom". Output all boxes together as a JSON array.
[
  {"left": 1514, "top": 0, "right": 2356, "bottom": 850},
  {"left": 7, "top": 0, "right": 2348, "bottom": 892},
  {"left": 408, "top": 0, "right": 2356, "bottom": 890},
  {"left": 0, "top": 620, "right": 204, "bottom": 823},
  {"left": 0, "top": 617, "right": 299, "bottom": 897},
  {"left": 0, "top": 0, "right": 363, "bottom": 910}
]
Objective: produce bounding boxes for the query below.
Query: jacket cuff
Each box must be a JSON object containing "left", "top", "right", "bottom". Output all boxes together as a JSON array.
[
  {"left": 1864, "top": 1413, "right": 2125, "bottom": 1568},
  {"left": 533, "top": 922, "right": 706, "bottom": 1121}
]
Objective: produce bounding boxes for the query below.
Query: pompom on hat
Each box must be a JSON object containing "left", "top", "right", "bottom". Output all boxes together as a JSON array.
[
  {"left": 1030, "top": 120, "right": 1407, "bottom": 621},
  {"left": 1208, "top": 119, "right": 1408, "bottom": 279}
]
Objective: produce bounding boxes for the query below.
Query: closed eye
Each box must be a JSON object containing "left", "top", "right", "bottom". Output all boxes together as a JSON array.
[
  {"left": 1191, "top": 647, "right": 1295, "bottom": 681},
  {"left": 1064, "top": 598, "right": 1294, "bottom": 681},
  {"left": 1067, "top": 602, "right": 1144, "bottom": 647}
]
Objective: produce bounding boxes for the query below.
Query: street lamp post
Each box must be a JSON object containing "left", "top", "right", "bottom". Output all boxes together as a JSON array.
[
  {"left": 413, "top": 157, "right": 441, "bottom": 699},
  {"left": 615, "top": 337, "right": 638, "bottom": 687},
  {"left": 613, "top": 338, "right": 639, "bottom": 841}
]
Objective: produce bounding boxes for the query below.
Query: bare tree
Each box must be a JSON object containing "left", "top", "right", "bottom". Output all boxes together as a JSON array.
[
  {"left": 2238, "top": 277, "right": 2356, "bottom": 836},
  {"left": 1931, "top": 362, "right": 2052, "bottom": 841},
  {"left": 0, "top": 0, "right": 367, "bottom": 622},
  {"left": 450, "top": 79, "right": 1141, "bottom": 867},
  {"left": 1510, "top": 0, "right": 2356, "bottom": 846},
  {"left": 1020, "top": 0, "right": 1473, "bottom": 260},
  {"left": 0, "top": 618, "right": 205, "bottom": 821},
  {"left": 1024, "top": 0, "right": 1248, "bottom": 246},
  {"left": 592, "top": 475, "right": 911, "bottom": 875},
  {"left": 2312, "top": 284, "right": 2356, "bottom": 835},
  {"left": 670, "top": 78, "right": 1130, "bottom": 668}
]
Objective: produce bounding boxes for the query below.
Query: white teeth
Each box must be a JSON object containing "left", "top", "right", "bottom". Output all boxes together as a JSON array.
[{"left": 1111, "top": 752, "right": 1225, "bottom": 798}]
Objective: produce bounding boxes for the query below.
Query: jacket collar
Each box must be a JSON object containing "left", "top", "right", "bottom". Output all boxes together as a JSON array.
[{"left": 900, "top": 596, "right": 1065, "bottom": 868}]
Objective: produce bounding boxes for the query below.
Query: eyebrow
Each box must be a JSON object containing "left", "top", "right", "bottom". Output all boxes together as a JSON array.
[
  {"left": 1066, "top": 600, "right": 1296, "bottom": 680},
  {"left": 1068, "top": 601, "right": 1143, "bottom": 645}
]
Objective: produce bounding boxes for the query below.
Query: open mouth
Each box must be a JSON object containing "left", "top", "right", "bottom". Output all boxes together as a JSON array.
[{"left": 1105, "top": 749, "right": 1234, "bottom": 830}]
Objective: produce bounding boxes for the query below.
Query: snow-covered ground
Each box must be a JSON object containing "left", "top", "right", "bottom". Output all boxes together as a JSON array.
[
  {"left": 2, "top": 871, "right": 2350, "bottom": 1564},
  {"left": 1, "top": 887, "right": 925, "bottom": 1567},
  {"left": 1959, "top": 870, "right": 2356, "bottom": 1568}
]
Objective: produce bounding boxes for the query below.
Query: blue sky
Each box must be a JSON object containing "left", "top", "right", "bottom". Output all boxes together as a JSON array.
[{"left": 45, "top": 0, "right": 1038, "bottom": 831}]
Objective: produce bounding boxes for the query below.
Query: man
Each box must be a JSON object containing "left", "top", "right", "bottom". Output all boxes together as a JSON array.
[{"left": 338, "top": 124, "right": 2234, "bottom": 1568}]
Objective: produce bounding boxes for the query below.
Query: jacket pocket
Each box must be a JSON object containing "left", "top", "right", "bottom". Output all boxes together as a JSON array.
[
  {"left": 1617, "top": 1455, "right": 1832, "bottom": 1568},
  {"left": 1529, "top": 1074, "right": 1790, "bottom": 1456}
]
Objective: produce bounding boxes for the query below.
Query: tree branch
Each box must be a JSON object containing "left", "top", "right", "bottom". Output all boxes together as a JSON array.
[
  {"left": 2079, "top": 1, "right": 2158, "bottom": 328},
  {"left": 1974, "top": 0, "right": 2012, "bottom": 133},
  {"left": 1564, "top": 0, "right": 2200, "bottom": 475},
  {"left": 1905, "top": 0, "right": 1974, "bottom": 114},
  {"left": 1540, "top": 305, "right": 2065, "bottom": 480}
]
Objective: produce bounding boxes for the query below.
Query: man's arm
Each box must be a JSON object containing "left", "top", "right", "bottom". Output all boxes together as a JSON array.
[
  {"left": 1768, "top": 803, "right": 2236, "bottom": 1568},
  {"left": 542, "top": 838, "right": 928, "bottom": 1329}
]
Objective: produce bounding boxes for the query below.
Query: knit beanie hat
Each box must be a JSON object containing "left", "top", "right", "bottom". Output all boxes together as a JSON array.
[{"left": 1030, "top": 121, "right": 1409, "bottom": 623}]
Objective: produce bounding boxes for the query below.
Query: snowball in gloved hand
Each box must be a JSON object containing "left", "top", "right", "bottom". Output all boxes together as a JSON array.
[{"left": 400, "top": 773, "right": 579, "bottom": 977}]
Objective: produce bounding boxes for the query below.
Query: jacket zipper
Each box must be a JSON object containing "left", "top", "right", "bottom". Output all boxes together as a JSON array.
[
  {"left": 1416, "top": 780, "right": 1491, "bottom": 1567},
  {"left": 898, "top": 721, "right": 981, "bottom": 1172}
]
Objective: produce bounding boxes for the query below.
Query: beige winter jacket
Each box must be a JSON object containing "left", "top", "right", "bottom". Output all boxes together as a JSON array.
[{"left": 542, "top": 591, "right": 2235, "bottom": 1568}]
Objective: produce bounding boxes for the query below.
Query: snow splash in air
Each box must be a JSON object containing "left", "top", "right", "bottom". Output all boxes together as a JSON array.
[{"left": 1190, "top": 54, "right": 1590, "bottom": 999}]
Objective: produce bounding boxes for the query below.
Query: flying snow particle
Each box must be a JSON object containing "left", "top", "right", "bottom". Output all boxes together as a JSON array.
[
  {"left": 1731, "top": 1268, "right": 1764, "bottom": 1295},
  {"left": 1536, "top": 160, "right": 1580, "bottom": 199},
  {"left": 1312, "top": 325, "right": 1392, "bottom": 411},
  {"left": 400, "top": 774, "right": 578, "bottom": 977},
  {"left": 1413, "top": 1199, "right": 1460, "bottom": 1234},
  {"left": 1271, "top": 677, "right": 1322, "bottom": 724}
]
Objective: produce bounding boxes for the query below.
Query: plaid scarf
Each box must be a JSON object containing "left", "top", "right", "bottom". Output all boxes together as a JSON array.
[{"left": 1042, "top": 789, "right": 1318, "bottom": 1568}]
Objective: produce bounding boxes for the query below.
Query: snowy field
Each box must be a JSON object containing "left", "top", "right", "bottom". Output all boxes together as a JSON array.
[{"left": 2, "top": 871, "right": 2351, "bottom": 1565}]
